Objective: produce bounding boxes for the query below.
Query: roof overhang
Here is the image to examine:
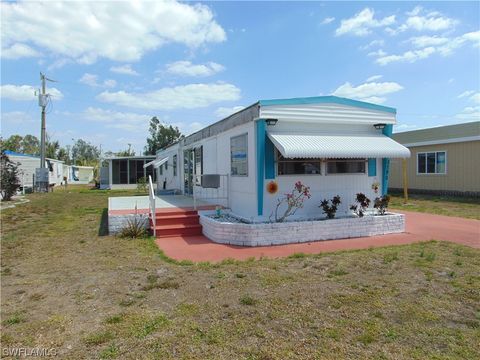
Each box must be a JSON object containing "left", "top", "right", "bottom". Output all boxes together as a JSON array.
[
  {"left": 144, "top": 157, "right": 168, "bottom": 169},
  {"left": 267, "top": 132, "right": 411, "bottom": 159}
]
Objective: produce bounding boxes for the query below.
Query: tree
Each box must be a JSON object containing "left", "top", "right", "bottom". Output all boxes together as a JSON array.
[
  {"left": 144, "top": 117, "right": 181, "bottom": 155},
  {"left": 21, "top": 135, "right": 40, "bottom": 155},
  {"left": 57, "top": 146, "right": 70, "bottom": 164},
  {"left": 45, "top": 138, "right": 60, "bottom": 159},
  {"left": 71, "top": 139, "right": 100, "bottom": 166},
  {"left": 116, "top": 144, "right": 136, "bottom": 157},
  {"left": 2, "top": 135, "right": 23, "bottom": 152},
  {"left": 0, "top": 152, "right": 21, "bottom": 201}
]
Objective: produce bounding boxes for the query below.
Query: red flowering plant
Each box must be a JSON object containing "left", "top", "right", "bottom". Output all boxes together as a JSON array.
[{"left": 270, "top": 181, "right": 311, "bottom": 223}]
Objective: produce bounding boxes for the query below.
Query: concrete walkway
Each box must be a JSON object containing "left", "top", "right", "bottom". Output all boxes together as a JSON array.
[{"left": 155, "top": 211, "right": 480, "bottom": 262}]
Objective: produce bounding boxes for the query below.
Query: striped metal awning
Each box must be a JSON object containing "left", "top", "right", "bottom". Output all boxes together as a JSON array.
[
  {"left": 267, "top": 132, "right": 410, "bottom": 159},
  {"left": 143, "top": 157, "right": 168, "bottom": 169}
]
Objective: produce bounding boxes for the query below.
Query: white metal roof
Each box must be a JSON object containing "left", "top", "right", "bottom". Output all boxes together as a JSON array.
[
  {"left": 144, "top": 157, "right": 168, "bottom": 169},
  {"left": 267, "top": 132, "right": 411, "bottom": 159}
]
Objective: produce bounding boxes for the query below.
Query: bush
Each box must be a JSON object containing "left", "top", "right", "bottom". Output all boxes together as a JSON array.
[
  {"left": 0, "top": 153, "right": 20, "bottom": 201},
  {"left": 271, "top": 181, "right": 311, "bottom": 222},
  {"left": 349, "top": 193, "right": 371, "bottom": 217},
  {"left": 374, "top": 195, "right": 391, "bottom": 215},
  {"left": 319, "top": 195, "right": 341, "bottom": 219},
  {"left": 118, "top": 206, "right": 147, "bottom": 238},
  {"left": 137, "top": 176, "right": 147, "bottom": 192}
]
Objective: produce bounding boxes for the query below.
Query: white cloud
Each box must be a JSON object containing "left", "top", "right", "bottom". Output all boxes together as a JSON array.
[
  {"left": 470, "top": 93, "right": 480, "bottom": 104},
  {"left": 332, "top": 81, "right": 403, "bottom": 104},
  {"left": 408, "top": 35, "right": 449, "bottom": 48},
  {"left": 366, "top": 75, "right": 383, "bottom": 82},
  {"left": 367, "top": 49, "right": 387, "bottom": 57},
  {"left": 84, "top": 107, "right": 149, "bottom": 124},
  {"left": 1, "top": 111, "right": 35, "bottom": 124},
  {"left": 110, "top": 64, "right": 139, "bottom": 76},
  {"left": 97, "top": 82, "right": 241, "bottom": 110},
  {"left": 455, "top": 106, "right": 480, "bottom": 121},
  {"left": 214, "top": 106, "right": 245, "bottom": 118},
  {"left": 165, "top": 60, "right": 225, "bottom": 77},
  {"left": 1, "top": 1, "right": 226, "bottom": 63},
  {"left": 359, "top": 39, "right": 385, "bottom": 50},
  {"left": 321, "top": 17, "right": 335, "bottom": 25},
  {"left": 79, "top": 73, "right": 116, "bottom": 88},
  {"left": 0, "top": 84, "right": 63, "bottom": 101},
  {"left": 335, "top": 8, "right": 395, "bottom": 36},
  {"left": 1, "top": 43, "right": 42, "bottom": 59},
  {"left": 375, "top": 47, "right": 436, "bottom": 66},
  {"left": 398, "top": 6, "right": 457, "bottom": 33},
  {"left": 458, "top": 90, "right": 475, "bottom": 99},
  {"left": 374, "top": 30, "right": 480, "bottom": 65}
]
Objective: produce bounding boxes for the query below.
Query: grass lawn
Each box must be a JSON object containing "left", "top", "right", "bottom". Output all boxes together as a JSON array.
[
  {"left": 1, "top": 186, "right": 479, "bottom": 359},
  {"left": 389, "top": 193, "right": 480, "bottom": 220}
]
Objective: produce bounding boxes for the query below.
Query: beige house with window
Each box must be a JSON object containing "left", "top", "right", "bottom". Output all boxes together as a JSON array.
[{"left": 389, "top": 122, "right": 480, "bottom": 196}]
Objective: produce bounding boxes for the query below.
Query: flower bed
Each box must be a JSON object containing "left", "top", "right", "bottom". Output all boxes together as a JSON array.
[{"left": 199, "top": 210, "right": 405, "bottom": 247}]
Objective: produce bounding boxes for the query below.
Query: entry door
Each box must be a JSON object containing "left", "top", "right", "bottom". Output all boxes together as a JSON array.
[{"left": 183, "top": 150, "right": 194, "bottom": 195}]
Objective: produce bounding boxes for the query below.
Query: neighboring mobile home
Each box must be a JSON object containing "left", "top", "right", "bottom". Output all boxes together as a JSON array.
[
  {"left": 152, "top": 96, "right": 410, "bottom": 221},
  {"left": 4, "top": 150, "right": 65, "bottom": 189},
  {"left": 389, "top": 122, "right": 480, "bottom": 196},
  {"left": 102, "top": 155, "right": 156, "bottom": 189}
]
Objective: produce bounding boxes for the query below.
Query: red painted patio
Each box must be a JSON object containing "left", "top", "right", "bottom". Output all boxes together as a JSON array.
[{"left": 155, "top": 211, "right": 480, "bottom": 262}]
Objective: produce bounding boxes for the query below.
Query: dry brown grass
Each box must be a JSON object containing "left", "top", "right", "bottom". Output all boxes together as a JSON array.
[{"left": 1, "top": 186, "right": 479, "bottom": 359}]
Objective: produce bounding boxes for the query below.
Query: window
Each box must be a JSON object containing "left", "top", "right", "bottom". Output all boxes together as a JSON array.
[
  {"left": 326, "top": 159, "right": 366, "bottom": 174},
  {"left": 277, "top": 154, "right": 321, "bottom": 175},
  {"left": 173, "top": 155, "right": 177, "bottom": 176},
  {"left": 231, "top": 134, "right": 248, "bottom": 176},
  {"left": 159, "top": 164, "right": 163, "bottom": 176},
  {"left": 195, "top": 146, "right": 203, "bottom": 184},
  {"left": 112, "top": 159, "right": 128, "bottom": 184},
  {"left": 417, "top": 151, "right": 446, "bottom": 174}
]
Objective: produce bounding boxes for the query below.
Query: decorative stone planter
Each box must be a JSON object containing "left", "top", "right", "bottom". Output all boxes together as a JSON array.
[{"left": 199, "top": 210, "right": 405, "bottom": 247}]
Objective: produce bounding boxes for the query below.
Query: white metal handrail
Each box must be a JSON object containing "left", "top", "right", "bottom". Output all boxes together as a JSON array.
[
  {"left": 148, "top": 175, "right": 156, "bottom": 237},
  {"left": 193, "top": 174, "right": 229, "bottom": 210}
]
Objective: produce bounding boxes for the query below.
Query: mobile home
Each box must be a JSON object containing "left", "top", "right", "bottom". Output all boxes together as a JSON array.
[
  {"left": 4, "top": 150, "right": 65, "bottom": 188},
  {"left": 389, "top": 122, "right": 480, "bottom": 196},
  {"left": 152, "top": 96, "right": 410, "bottom": 221},
  {"left": 103, "top": 155, "right": 156, "bottom": 189}
]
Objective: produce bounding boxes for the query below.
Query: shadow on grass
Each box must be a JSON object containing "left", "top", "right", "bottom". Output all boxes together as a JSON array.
[{"left": 98, "top": 208, "right": 109, "bottom": 236}]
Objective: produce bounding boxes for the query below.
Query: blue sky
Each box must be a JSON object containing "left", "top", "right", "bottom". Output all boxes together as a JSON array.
[{"left": 1, "top": 1, "right": 479, "bottom": 154}]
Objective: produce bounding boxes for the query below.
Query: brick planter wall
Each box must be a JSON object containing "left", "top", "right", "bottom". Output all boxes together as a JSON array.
[
  {"left": 199, "top": 211, "right": 405, "bottom": 247},
  {"left": 108, "top": 213, "right": 149, "bottom": 235}
]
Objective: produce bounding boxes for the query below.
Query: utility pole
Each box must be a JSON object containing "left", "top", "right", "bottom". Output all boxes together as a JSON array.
[
  {"left": 40, "top": 72, "right": 47, "bottom": 170},
  {"left": 35, "top": 72, "right": 57, "bottom": 192}
]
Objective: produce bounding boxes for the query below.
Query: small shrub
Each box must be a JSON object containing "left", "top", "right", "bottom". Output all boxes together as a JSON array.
[
  {"left": 105, "top": 314, "right": 124, "bottom": 324},
  {"left": 136, "top": 176, "right": 147, "bottom": 192},
  {"left": 374, "top": 195, "right": 391, "bottom": 215},
  {"left": 270, "top": 181, "right": 311, "bottom": 222},
  {"left": 320, "top": 195, "right": 341, "bottom": 219},
  {"left": 3, "top": 312, "right": 25, "bottom": 325},
  {"left": 0, "top": 153, "right": 20, "bottom": 201},
  {"left": 350, "top": 193, "right": 371, "bottom": 217},
  {"left": 118, "top": 206, "right": 147, "bottom": 239},
  {"left": 239, "top": 295, "right": 257, "bottom": 306}
]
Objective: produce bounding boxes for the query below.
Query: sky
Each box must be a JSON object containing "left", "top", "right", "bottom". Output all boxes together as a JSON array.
[{"left": 1, "top": 1, "right": 479, "bottom": 154}]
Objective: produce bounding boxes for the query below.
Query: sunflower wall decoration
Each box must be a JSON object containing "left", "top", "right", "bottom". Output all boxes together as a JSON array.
[{"left": 266, "top": 180, "right": 278, "bottom": 194}]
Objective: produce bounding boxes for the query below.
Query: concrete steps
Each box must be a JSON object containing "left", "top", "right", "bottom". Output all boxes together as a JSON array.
[{"left": 151, "top": 209, "right": 202, "bottom": 238}]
